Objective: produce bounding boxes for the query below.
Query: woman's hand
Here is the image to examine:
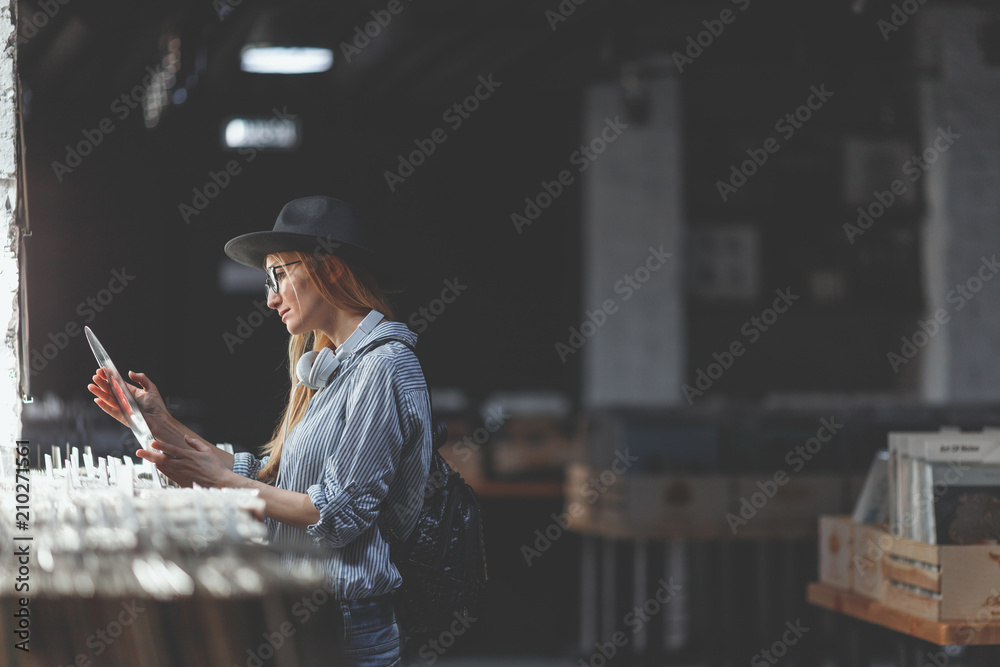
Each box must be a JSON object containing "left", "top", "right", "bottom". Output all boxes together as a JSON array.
[
  {"left": 136, "top": 435, "right": 235, "bottom": 489},
  {"left": 88, "top": 369, "right": 183, "bottom": 445}
]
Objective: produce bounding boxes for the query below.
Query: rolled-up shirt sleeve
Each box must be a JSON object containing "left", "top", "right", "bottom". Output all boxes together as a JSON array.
[
  {"left": 306, "top": 356, "right": 407, "bottom": 549},
  {"left": 232, "top": 451, "right": 269, "bottom": 480}
]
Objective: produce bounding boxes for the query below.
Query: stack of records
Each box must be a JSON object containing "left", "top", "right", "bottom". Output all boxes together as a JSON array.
[
  {"left": 0, "top": 463, "right": 345, "bottom": 666},
  {"left": 852, "top": 449, "right": 890, "bottom": 526},
  {"left": 886, "top": 430, "right": 1000, "bottom": 544}
]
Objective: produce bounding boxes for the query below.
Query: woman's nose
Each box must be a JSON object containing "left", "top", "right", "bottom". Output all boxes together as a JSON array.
[{"left": 266, "top": 289, "right": 281, "bottom": 309}]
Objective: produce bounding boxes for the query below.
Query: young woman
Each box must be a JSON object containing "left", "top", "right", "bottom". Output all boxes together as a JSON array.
[{"left": 89, "top": 196, "right": 432, "bottom": 667}]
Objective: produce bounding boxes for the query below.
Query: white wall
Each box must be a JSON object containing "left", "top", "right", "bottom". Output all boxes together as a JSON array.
[
  {"left": 582, "top": 77, "right": 686, "bottom": 408},
  {"left": 0, "top": 3, "right": 21, "bottom": 463},
  {"left": 917, "top": 7, "right": 1000, "bottom": 401}
]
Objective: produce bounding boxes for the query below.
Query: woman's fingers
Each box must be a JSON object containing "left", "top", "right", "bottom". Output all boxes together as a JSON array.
[
  {"left": 135, "top": 447, "right": 172, "bottom": 466},
  {"left": 138, "top": 443, "right": 185, "bottom": 465},
  {"left": 90, "top": 379, "right": 127, "bottom": 425},
  {"left": 93, "top": 369, "right": 140, "bottom": 401},
  {"left": 89, "top": 375, "right": 116, "bottom": 402},
  {"left": 183, "top": 435, "right": 211, "bottom": 452},
  {"left": 92, "top": 371, "right": 113, "bottom": 396},
  {"left": 95, "top": 368, "right": 127, "bottom": 394},
  {"left": 138, "top": 443, "right": 196, "bottom": 487},
  {"left": 150, "top": 439, "right": 187, "bottom": 458},
  {"left": 92, "top": 395, "right": 122, "bottom": 417},
  {"left": 128, "top": 371, "right": 157, "bottom": 394}
]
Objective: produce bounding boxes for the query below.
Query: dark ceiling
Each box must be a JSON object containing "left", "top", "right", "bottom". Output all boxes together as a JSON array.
[
  {"left": 19, "top": 0, "right": 616, "bottom": 113},
  {"left": 19, "top": 0, "right": 977, "bottom": 448}
]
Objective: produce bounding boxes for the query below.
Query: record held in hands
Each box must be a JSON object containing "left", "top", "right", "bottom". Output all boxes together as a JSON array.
[{"left": 85, "top": 326, "right": 155, "bottom": 451}]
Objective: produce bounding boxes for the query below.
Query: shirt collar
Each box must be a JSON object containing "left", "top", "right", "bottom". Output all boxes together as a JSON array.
[{"left": 344, "top": 320, "right": 417, "bottom": 363}]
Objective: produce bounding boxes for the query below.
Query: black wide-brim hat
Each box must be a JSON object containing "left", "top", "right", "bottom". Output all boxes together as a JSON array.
[{"left": 224, "top": 196, "right": 404, "bottom": 293}]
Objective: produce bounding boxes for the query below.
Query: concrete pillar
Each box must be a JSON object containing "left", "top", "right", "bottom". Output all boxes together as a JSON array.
[
  {"left": 916, "top": 8, "right": 1000, "bottom": 401},
  {"left": 0, "top": 3, "right": 20, "bottom": 462},
  {"left": 581, "top": 75, "right": 685, "bottom": 408}
]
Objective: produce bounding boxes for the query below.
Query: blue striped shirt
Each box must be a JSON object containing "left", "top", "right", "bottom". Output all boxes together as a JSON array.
[{"left": 231, "top": 321, "right": 433, "bottom": 600}]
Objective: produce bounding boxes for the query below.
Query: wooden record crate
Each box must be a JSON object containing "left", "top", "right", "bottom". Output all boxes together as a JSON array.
[
  {"left": 607, "top": 474, "right": 731, "bottom": 538},
  {"left": 852, "top": 522, "right": 890, "bottom": 601},
  {"left": 881, "top": 536, "right": 1000, "bottom": 622},
  {"left": 564, "top": 465, "right": 732, "bottom": 538},
  {"left": 818, "top": 515, "right": 854, "bottom": 590},
  {"left": 817, "top": 515, "right": 891, "bottom": 601}
]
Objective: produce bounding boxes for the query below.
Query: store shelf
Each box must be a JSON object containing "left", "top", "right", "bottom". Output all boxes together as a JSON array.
[{"left": 807, "top": 582, "right": 1000, "bottom": 646}]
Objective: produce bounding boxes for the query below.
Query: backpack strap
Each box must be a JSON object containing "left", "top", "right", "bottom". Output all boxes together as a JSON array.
[
  {"left": 352, "top": 336, "right": 417, "bottom": 359},
  {"left": 355, "top": 336, "right": 448, "bottom": 545},
  {"left": 351, "top": 337, "right": 447, "bottom": 450}
]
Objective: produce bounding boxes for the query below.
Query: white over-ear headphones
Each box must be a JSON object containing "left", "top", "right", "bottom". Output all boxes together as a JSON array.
[
  {"left": 273, "top": 308, "right": 384, "bottom": 487},
  {"left": 295, "top": 309, "right": 385, "bottom": 390}
]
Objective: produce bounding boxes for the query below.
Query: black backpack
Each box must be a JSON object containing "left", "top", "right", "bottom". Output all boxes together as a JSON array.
[{"left": 354, "top": 337, "right": 488, "bottom": 636}]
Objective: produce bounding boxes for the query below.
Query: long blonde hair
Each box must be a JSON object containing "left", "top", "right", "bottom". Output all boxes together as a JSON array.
[{"left": 258, "top": 250, "right": 395, "bottom": 483}]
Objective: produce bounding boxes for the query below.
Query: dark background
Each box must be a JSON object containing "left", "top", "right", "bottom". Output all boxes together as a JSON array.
[
  {"left": 22, "top": 0, "right": 931, "bottom": 449},
  {"left": 17, "top": 0, "right": 1000, "bottom": 662}
]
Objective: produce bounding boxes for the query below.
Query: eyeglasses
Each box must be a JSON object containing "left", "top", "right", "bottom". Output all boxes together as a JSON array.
[{"left": 264, "top": 261, "right": 302, "bottom": 295}]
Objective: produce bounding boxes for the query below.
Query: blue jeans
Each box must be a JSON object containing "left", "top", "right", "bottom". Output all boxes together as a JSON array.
[{"left": 334, "top": 593, "right": 402, "bottom": 667}]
